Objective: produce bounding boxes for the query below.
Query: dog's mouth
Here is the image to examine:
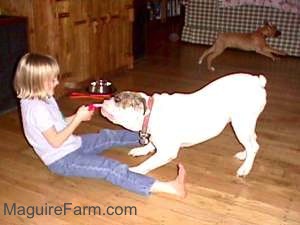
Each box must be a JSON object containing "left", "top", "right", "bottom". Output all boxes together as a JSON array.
[{"left": 100, "top": 107, "right": 115, "bottom": 121}]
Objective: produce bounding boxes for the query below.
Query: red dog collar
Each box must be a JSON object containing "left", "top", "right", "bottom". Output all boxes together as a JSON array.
[{"left": 139, "top": 96, "right": 154, "bottom": 145}]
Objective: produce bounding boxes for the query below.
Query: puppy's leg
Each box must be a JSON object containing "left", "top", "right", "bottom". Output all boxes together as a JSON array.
[
  {"left": 232, "top": 116, "right": 260, "bottom": 177},
  {"left": 206, "top": 45, "right": 226, "bottom": 71},
  {"left": 128, "top": 142, "right": 155, "bottom": 157},
  {"left": 256, "top": 48, "right": 276, "bottom": 61},
  {"left": 199, "top": 45, "right": 215, "bottom": 64},
  {"left": 129, "top": 144, "right": 180, "bottom": 174},
  {"left": 266, "top": 46, "right": 287, "bottom": 56}
]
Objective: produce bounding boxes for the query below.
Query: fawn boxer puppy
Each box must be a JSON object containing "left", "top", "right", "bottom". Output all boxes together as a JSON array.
[
  {"left": 101, "top": 73, "right": 267, "bottom": 176},
  {"left": 199, "top": 22, "right": 286, "bottom": 71}
]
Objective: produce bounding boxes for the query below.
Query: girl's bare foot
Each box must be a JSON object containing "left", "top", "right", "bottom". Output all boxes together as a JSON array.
[
  {"left": 169, "top": 163, "right": 186, "bottom": 198},
  {"left": 150, "top": 163, "right": 187, "bottom": 198}
]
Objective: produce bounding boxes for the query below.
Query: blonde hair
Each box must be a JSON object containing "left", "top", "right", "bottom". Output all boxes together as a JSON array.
[{"left": 14, "top": 53, "right": 60, "bottom": 100}]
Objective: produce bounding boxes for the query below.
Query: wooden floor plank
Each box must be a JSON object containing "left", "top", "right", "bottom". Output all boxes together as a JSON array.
[{"left": 0, "top": 43, "right": 299, "bottom": 224}]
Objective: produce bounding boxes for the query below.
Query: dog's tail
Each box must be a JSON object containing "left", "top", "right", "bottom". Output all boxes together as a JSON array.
[{"left": 258, "top": 75, "right": 267, "bottom": 87}]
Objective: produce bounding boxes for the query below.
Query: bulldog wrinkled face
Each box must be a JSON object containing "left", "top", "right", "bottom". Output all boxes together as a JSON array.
[{"left": 100, "top": 91, "right": 147, "bottom": 131}]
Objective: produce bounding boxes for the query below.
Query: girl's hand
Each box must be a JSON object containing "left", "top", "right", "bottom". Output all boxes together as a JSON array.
[{"left": 75, "top": 105, "right": 94, "bottom": 122}]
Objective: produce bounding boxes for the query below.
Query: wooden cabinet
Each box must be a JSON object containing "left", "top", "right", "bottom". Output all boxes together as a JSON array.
[
  {"left": 0, "top": 16, "right": 28, "bottom": 114},
  {"left": 55, "top": 0, "right": 134, "bottom": 81},
  {"left": 0, "top": 0, "right": 134, "bottom": 88}
]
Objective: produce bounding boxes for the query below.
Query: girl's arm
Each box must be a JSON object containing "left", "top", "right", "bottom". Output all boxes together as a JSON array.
[
  {"left": 42, "top": 106, "right": 93, "bottom": 148},
  {"left": 64, "top": 114, "right": 76, "bottom": 124}
]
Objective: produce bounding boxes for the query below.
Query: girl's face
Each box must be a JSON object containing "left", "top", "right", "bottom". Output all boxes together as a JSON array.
[{"left": 45, "top": 76, "right": 59, "bottom": 96}]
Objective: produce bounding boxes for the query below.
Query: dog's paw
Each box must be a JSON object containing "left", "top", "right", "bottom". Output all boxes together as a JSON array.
[
  {"left": 278, "top": 51, "right": 287, "bottom": 56},
  {"left": 198, "top": 59, "right": 202, "bottom": 64},
  {"left": 281, "top": 52, "right": 287, "bottom": 56},
  {"left": 129, "top": 166, "right": 148, "bottom": 174},
  {"left": 128, "top": 146, "right": 154, "bottom": 157},
  {"left": 209, "top": 66, "right": 215, "bottom": 71},
  {"left": 234, "top": 151, "right": 246, "bottom": 161},
  {"left": 236, "top": 163, "right": 251, "bottom": 177}
]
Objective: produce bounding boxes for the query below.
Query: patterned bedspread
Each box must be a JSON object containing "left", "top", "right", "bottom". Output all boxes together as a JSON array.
[
  {"left": 181, "top": 0, "right": 300, "bottom": 57},
  {"left": 219, "top": 0, "right": 300, "bottom": 15}
]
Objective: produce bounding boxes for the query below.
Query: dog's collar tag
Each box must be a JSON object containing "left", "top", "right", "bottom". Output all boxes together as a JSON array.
[{"left": 139, "top": 131, "right": 151, "bottom": 145}]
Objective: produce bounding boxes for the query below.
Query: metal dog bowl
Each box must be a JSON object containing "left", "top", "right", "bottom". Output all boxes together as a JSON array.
[{"left": 88, "top": 79, "right": 116, "bottom": 95}]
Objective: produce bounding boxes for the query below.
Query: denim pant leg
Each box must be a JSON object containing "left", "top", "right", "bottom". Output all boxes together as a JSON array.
[
  {"left": 48, "top": 151, "right": 155, "bottom": 196},
  {"left": 79, "top": 129, "right": 140, "bottom": 154},
  {"left": 48, "top": 129, "right": 155, "bottom": 196}
]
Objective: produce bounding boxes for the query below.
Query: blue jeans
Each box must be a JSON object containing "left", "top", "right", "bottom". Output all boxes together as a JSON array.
[{"left": 48, "top": 129, "right": 155, "bottom": 196}]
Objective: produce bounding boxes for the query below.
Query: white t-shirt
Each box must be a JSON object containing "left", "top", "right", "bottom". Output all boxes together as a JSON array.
[{"left": 20, "top": 97, "right": 82, "bottom": 165}]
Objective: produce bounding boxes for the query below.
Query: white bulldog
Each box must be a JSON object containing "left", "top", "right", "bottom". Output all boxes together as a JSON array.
[{"left": 101, "top": 73, "right": 267, "bottom": 176}]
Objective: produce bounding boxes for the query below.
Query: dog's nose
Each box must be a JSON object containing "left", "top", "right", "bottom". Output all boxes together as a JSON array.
[{"left": 102, "top": 98, "right": 114, "bottom": 106}]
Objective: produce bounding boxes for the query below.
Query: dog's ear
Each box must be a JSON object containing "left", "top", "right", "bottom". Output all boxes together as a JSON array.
[
  {"left": 138, "top": 96, "right": 147, "bottom": 115},
  {"left": 264, "top": 20, "right": 270, "bottom": 26},
  {"left": 136, "top": 92, "right": 149, "bottom": 115}
]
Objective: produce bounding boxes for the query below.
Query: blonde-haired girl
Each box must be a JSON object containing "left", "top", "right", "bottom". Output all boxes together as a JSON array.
[{"left": 14, "top": 53, "right": 186, "bottom": 197}]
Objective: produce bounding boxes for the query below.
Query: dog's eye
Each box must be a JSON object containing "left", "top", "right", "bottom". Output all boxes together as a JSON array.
[{"left": 114, "top": 96, "right": 121, "bottom": 103}]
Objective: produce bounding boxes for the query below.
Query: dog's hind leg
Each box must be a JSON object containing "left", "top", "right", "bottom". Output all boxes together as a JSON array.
[
  {"left": 206, "top": 45, "right": 226, "bottom": 71},
  {"left": 231, "top": 116, "right": 260, "bottom": 177},
  {"left": 199, "top": 46, "right": 215, "bottom": 64}
]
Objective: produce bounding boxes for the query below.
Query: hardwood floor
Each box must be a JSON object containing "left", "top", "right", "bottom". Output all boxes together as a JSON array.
[{"left": 0, "top": 42, "right": 299, "bottom": 225}]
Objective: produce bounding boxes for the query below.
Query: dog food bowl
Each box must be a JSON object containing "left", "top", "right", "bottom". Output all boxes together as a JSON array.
[{"left": 88, "top": 79, "right": 116, "bottom": 95}]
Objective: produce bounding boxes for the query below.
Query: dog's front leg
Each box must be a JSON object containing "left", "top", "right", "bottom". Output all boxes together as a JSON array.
[
  {"left": 129, "top": 153, "right": 171, "bottom": 174},
  {"left": 256, "top": 49, "right": 276, "bottom": 61},
  {"left": 267, "top": 46, "right": 287, "bottom": 56},
  {"left": 129, "top": 144, "right": 180, "bottom": 174},
  {"left": 128, "top": 142, "right": 155, "bottom": 157}
]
